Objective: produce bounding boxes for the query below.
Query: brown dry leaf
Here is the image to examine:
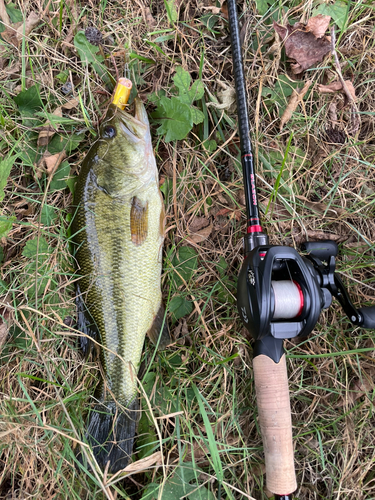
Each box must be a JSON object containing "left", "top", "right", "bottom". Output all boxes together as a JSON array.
[
  {"left": 348, "top": 372, "right": 375, "bottom": 405},
  {"left": 187, "top": 224, "right": 213, "bottom": 244},
  {"left": 279, "top": 79, "right": 312, "bottom": 130},
  {"left": 318, "top": 80, "right": 356, "bottom": 101},
  {"left": 201, "top": 6, "right": 221, "bottom": 14},
  {"left": 188, "top": 216, "right": 210, "bottom": 232},
  {"left": 61, "top": 97, "right": 79, "bottom": 110},
  {"left": 237, "top": 189, "right": 246, "bottom": 206},
  {"left": 294, "top": 230, "right": 347, "bottom": 244},
  {"left": 0, "top": 296, "right": 12, "bottom": 352},
  {"left": 306, "top": 14, "right": 331, "bottom": 38},
  {"left": 215, "top": 207, "right": 241, "bottom": 221},
  {"left": 37, "top": 151, "right": 66, "bottom": 178},
  {"left": 296, "top": 196, "right": 346, "bottom": 217},
  {"left": 220, "top": 3, "right": 228, "bottom": 19},
  {"left": 37, "top": 98, "right": 78, "bottom": 147},
  {"left": 0, "top": 0, "right": 10, "bottom": 26},
  {"left": 122, "top": 451, "right": 162, "bottom": 474},
  {"left": 207, "top": 82, "right": 236, "bottom": 112},
  {"left": 143, "top": 6, "right": 157, "bottom": 28},
  {"left": 2, "top": 12, "right": 40, "bottom": 47},
  {"left": 328, "top": 101, "right": 338, "bottom": 123},
  {"left": 37, "top": 108, "right": 62, "bottom": 147},
  {"left": 274, "top": 19, "right": 331, "bottom": 74},
  {"left": 0, "top": 321, "right": 8, "bottom": 352}
]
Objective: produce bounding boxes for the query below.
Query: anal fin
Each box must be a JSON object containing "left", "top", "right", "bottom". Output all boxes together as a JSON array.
[{"left": 147, "top": 302, "right": 171, "bottom": 350}]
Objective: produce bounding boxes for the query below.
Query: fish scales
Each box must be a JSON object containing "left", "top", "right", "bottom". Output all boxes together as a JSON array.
[
  {"left": 75, "top": 171, "right": 163, "bottom": 401},
  {"left": 72, "top": 99, "right": 168, "bottom": 472}
]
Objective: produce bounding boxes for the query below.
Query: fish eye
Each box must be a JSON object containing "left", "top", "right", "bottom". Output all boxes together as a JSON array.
[{"left": 103, "top": 126, "right": 116, "bottom": 139}]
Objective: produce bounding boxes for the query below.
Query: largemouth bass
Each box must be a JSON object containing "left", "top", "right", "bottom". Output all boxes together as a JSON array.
[{"left": 72, "top": 97, "right": 170, "bottom": 473}]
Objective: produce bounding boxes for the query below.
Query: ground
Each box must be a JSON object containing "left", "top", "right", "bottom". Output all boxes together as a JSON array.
[{"left": 0, "top": 0, "right": 374, "bottom": 499}]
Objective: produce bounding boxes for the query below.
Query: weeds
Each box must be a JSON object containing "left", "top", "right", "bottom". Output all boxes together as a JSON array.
[{"left": 0, "top": 0, "right": 374, "bottom": 499}]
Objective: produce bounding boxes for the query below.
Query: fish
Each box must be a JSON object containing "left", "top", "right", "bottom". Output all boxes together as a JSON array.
[{"left": 71, "top": 98, "right": 170, "bottom": 473}]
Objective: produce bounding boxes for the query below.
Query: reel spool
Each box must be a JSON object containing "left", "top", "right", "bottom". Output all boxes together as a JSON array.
[{"left": 271, "top": 280, "right": 304, "bottom": 320}]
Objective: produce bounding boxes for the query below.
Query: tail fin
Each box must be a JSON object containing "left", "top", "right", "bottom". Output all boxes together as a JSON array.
[{"left": 78, "top": 399, "right": 139, "bottom": 474}]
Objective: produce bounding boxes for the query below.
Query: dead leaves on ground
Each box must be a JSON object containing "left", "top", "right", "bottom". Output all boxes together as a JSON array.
[
  {"left": 347, "top": 367, "right": 375, "bottom": 405},
  {"left": 186, "top": 216, "right": 213, "bottom": 244},
  {"left": 37, "top": 151, "right": 67, "bottom": 179},
  {"left": 274, "top": 13, "right": 359, "bottom": 131},
  {"left": 318, "top": 80, "right": 356, "bottom": 103},
  {"left": 274, "top": 15, "right": 332, "bottom": 74},
  {"left": 280, "top": 80, "right": 312, "bottom": 130},
  {"left": 37, "top": 97, "right": 79, "bottom": 147},
  {"left": 1, "top": 11, "right": 40, "bottom": 47},
  {"left": 293, "top": 230, "right": 347, "bottom": 245},
  {"left": 36, "top": 98, "right": 78, "bottom": 178}
]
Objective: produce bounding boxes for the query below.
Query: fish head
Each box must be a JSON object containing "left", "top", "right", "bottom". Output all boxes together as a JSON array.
[{"left": 95, "top": 98, "right": 156, "bottom": 187}]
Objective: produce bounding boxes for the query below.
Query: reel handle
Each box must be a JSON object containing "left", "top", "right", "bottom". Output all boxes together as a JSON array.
[{"left": 253, "top": 353, "right": 297, "bottom": 497}]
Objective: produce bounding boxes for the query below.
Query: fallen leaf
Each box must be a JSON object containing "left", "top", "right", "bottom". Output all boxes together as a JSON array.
[
  {"left": 61, "top": 97, "right": 79, "bottom": 110},
  {"left": 280, "top": 80, "right": 312, "bottom": 130},
  {"left": 37, "top": 151, "right": 67, "bottom": 178},
  {"left": 143, "top": 6, "right": 157, "bottom": 28},
  {"left": 188, "top": 216, "right": 210, "bottom": 232},
  {"left": 37, "top": 108, "right": 63, "bottom": 147},
  {"left": 348, "top": 372, "right": 375, "bottom": 405},
  {"left": 318, "top": 80, "right": 356, "bottom": 101},
  {"left": 0, "top": 0, "right": 10, "bottom": 26},
  {"left": 306, "top": 14, "right": 331, "bottom": 38},
  {"left": 1, "top": 12, "right": 40, "bottom": 47},
  {"left": 215, "top": 207, "right": 241, "bottom": 221},
  {"left": 296, "top": 196, "right": 346, "bottom": 217},
  {"left": 274, "top": 19, "right": 331, "bottom": 74},
  {"left": 187, "top": 224, "right": 213, "bottom": 244},
  {"left": 328, "top": 101, "right": 338, "bottom": 123},
  {"left": 0, "top": 295, "right": 11, "bottom": 352},
  {"left": 20, "top": 11, "right": 40, "bottom": 36},
  {"left": 0, "top": 321, "right": 7, "bottom": 351},
  {"left": 220, "top": 3, "right": 228, "bottom": 19},
  {"left": 207, "top": 82, "right": 236, "bottom": 111},
  {"left": 237, "top": 189, "right": 246, "bottom": 206},
  {"left": 293, "top": 230, "right": 347, "bottom": 244},
  {"left": 201, "top": 6, "right": 221, "bottom": 14},
  {"left": 122, "top": 451, "right": 162, "bottom": 474}
]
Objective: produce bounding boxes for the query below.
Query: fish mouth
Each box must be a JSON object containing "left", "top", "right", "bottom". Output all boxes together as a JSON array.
[{"left": 108, "top": 99, "right": 149, "bottom": 139}]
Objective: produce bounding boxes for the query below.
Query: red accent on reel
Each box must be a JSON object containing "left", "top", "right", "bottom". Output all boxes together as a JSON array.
[
  {"left": 293, "top": 281, "right": 304, "bottom": 317},
  {"left": 247, "top": 225, "right": 263, "bottom": 233}
]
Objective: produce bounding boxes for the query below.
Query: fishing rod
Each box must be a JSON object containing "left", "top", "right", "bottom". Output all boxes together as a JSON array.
[{"left": 226, "top": 1, "right": 375, "bottom": 498}]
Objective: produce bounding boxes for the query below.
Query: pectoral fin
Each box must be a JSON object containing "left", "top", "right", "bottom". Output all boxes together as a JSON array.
[
  {"left": 130, "top": 196, "right": 148, "bottom": 246},
  {"left": 147, "top": 303, "right": 171, "bottom": 350}
]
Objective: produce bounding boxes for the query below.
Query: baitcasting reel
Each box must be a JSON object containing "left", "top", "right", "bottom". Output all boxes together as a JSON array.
[{"left": 238, "top": 239, "right": 375, "bottom": 360}]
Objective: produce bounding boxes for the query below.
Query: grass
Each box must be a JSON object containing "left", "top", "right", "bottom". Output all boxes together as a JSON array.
[{"left": 0, "top": 0, "right": 375, "bottom": 499}]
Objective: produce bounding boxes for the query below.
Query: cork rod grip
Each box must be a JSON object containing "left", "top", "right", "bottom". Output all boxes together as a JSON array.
[{"left": 253, "top": 354, "right": 297, "bottom": 496}]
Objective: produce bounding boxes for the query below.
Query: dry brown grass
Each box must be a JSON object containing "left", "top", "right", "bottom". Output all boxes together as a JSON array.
[{"left": 0, "top": 0, "right": 374, "bottom": 499}]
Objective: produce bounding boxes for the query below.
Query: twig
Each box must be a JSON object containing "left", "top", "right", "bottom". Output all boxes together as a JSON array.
[{"left": 330, "top": 26, "right": 361, "bottom": 134}]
